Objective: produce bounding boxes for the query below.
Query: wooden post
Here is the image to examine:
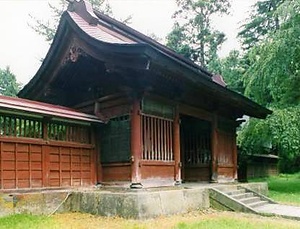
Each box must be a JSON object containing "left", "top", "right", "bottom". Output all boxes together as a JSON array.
[
  {"left": 90, "top": 126, "right": 97, "bottom": 185},
  {"left": 42, "top": 118, "right": 49, "bottom": 187},
  {"left": 173, "top": 108, "right": 181, "bottom": 185},
  {"left": 233, "top": 133, "right": 238, "bottom": 180},
  {"left": 211, "top": 114, "right": 218, "bottom": 182},
  {"left": 130, "top": 99, "right": 142, "bottom": 189},
  {"left": 92, "top": 125, "right": 102, "bottom": 185}
]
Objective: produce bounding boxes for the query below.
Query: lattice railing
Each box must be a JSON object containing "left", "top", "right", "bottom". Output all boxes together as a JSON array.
[
  {"left": 48, "top": 121, "right": 91, "bottom": 144},
  {"left": 0, "top": 114, "right": 42, "bottom": 138},
  {"left": 0, "top": 113, "right": 91, "bottom": 144}
]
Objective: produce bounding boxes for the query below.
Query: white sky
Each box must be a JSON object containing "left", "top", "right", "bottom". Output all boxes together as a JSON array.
[{"left": 0, "top": 0, "right": 256, "bottom": 86}]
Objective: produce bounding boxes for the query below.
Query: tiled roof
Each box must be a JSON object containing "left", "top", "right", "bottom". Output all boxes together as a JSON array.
[
  {"left": 68, "top": 11, "right": 135, "bottom": 44},
  {"left": 0, "top": 95, "right": 102, "bottom": 123}
]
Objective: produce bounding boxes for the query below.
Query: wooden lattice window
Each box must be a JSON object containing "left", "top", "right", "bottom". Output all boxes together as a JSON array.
[
  {"left": 100, "top": 115, "right": 131, "bottom": 163},
  {"left": 0, "top": 113, "right": 43, "bottom": 139},
  {"left": 47, "top": 121, "right": 91, "bottom": 144},
  {"left": 141, "top": 114, "right": 174, "bottom": 161},
  {"left": 141, "top": 98, "right": 175, "bottom": 161}
]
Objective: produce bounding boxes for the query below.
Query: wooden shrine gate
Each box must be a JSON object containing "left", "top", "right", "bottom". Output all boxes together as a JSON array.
[{"left": 0, "top": 112, "right": 96, "bottom": 190}]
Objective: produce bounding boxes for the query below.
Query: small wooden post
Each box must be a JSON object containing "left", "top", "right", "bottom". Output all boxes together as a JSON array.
[
  {"left": 211, "top": 114, "right": 218, "bottom": 182},
  {"left": 90, "top": 125, "right": 98, "bottom": 185},
  {"left": 233, "top": 132, "right": 238, "bottom": 180},
  {"left": 173, "top": 108, "right": 181, "bottom": 185},
  {"left": 94, "top": 126, "right": 102, "bottom": 185},
  {"left": 130, "top": 98, "right": 142, "bottom": 188}
]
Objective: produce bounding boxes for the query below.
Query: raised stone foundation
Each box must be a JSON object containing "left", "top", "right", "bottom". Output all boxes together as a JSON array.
[{"left": 0, "top": 182, "right": 268, "bottom": 219}]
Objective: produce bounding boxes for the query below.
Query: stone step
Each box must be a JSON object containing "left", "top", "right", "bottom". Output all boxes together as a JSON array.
[
  {"left": 240, "top": 196, "right": 261, "bottom": 204},
  {"left": 248, "top": 200, "right": 269, "bottom": 208},
  {"left": 225, "top": 189, "right": 246, "bottom": 196},
  {"left": 231, "top": 192, "right": 254, "bottom": 200}
]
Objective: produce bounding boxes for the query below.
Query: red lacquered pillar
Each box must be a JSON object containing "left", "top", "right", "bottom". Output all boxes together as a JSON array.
[
  {"left": 130, "top": 98, "right": 143, "bottom": 189},
  {"left": 173, "top": 108, "right": 181, "bottom": 185}
]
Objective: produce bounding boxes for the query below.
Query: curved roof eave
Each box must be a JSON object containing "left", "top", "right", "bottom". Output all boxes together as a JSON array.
[
  {"left": 18, "top": 14, "right": 71, "bottom": 99},
  {"left": 19, "top": 10, "right": 272, "bottom": 119}
]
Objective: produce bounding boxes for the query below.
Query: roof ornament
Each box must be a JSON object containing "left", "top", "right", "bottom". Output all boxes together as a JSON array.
[
  {"left": 67, "top": 0, "right": 98, "bottom": 26},
  {"left": 212, "top": 74, "right": 227, "bottom": 87},
  {"left": 63, "top": 45, "right": 86, "bottom": 64}
]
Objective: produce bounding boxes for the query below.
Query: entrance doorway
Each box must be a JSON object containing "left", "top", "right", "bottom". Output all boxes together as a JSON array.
[{"left": 180, "top": 115, "right": 212, "bottom": 181}]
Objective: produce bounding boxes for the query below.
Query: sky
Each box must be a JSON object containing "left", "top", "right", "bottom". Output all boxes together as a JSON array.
[{"left": 0, "top": 0, "right": 257, "bottom": 86}]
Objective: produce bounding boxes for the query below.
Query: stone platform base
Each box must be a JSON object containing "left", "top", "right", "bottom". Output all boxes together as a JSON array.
[{"left": 0, "top": 182, "right": 268, "bottom": 219}]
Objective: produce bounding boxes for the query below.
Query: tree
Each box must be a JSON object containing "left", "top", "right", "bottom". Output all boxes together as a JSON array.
[
  {"left": 238, "top": 0, "right": 284, "bottom": 50},
  {"left": 0, "top": 67, "right": 20, "bottom": 97},
  {"left": 166, "top": 0, "right": 231, "bottom": 69},
  {"left": 217, "top": 50, "right": 246, "bottom": 94},
  {"left": 238, "top": 0, "right": 300, "bottom": 173}
]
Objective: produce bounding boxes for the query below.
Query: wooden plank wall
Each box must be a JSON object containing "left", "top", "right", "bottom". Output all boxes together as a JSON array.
[
  {"left": 0, "top": 140, "right": 43, "bottom": 189},
  {"left": 216, "top": 130, "right": 235, "bottom": 179},
  {"left": 0, "top": 138, "right": 95, "bottom": 190}
]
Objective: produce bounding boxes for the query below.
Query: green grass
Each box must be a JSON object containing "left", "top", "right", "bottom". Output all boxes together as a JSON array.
[
  {"left": 1, "top": 211, "right": 300, "bottom": 229},
  {"left": 175, "top": 215, "right": 299, "bottom": 229},
  {"left": 0, "top": 214, "right": 57, "bottom": 229},
  {"left": 250, "top": 173, "right": 300, "bottom": 205}
]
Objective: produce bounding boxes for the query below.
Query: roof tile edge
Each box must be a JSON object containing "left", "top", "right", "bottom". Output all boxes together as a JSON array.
[{"left": 67, "top": 0, "right": 98, "bottom": 26}]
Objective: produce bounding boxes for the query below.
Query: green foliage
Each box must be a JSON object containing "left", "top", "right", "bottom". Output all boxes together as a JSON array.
[
  {"left": 166, "top": 0, "right": 230, "bottom": 69},
  {"left": 238, "top": 0, "right": 284, "bottom": 50},
  {"left": 237, "top": 0, "right": 300, "bottom": 173},
  {"left": 243, "top": 15, "right": 300, "bottom": 106},
  {"left": 217, "top": 50, "right": 246, "bottom": 94},
  {"left": 166, "top": 23, "right": 193, "bottom": 59},
  {"left": 0, "top": 66, "right": 20, "bottom": 97},
  {"left": 250, "top": 173, "right": 300, "bottom": 205},
  {"left": 238, "top": 106, "right": 300, "bottom": 172}
]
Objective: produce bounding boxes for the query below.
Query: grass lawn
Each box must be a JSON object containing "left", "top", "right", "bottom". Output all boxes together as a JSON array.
[
  {"left": 250, "top": 173, "right": 300, "bottom": 206},
  {"left": 1, "top": 211, "right": 300, "bottom": 229}
]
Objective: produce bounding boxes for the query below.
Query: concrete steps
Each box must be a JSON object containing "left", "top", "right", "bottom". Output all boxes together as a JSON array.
[{"left": 209, "top": 185, "right": 276, "bottom": 215}]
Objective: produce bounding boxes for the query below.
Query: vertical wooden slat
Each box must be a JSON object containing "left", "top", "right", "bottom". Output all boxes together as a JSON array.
[
  {"left": 80, "top": 147, "right": 83, "bottom": 186},
  {"left": 173, "top": 109, "right": 181, "bottom": 184},
  {"left": 42, "top": 145, "right": 49, "bottom": 187},
  {"left": 170, "top": 120, "right": 173, "bottom": 160},
  {"left": 0, "top": 142, "right": 3, "bottom": 189},
  {"left": 143, "top": 116, "right": 146, "bottom": 159},
  {"left": 3, "top": 117, "right": 7, "bottom": 136},
  {"left": 42, "top": 119, "right": 49, "bottom": 187},
  {"left": 147, "top": 116, "right": 150, "bottom": 160},
  {"left": 90, "top": 127, "right": 97, "bottom": 185},
  {"left": 150, "top": 117, "right": 154, "bottom": 160},
  {"left": 15, "top": 143, "right": 18, "bottom": 189},
  {"left": 142, "top": 116, "right": 145, "bottom": 160},
  {"left": 8, "top": 117, "right": 12, "bottom": 136},
  {"left": 59, "top": 147, "right": 62, "bottom": 186},
  {"left": 157, "top": 118, "right": 161, "bottom": 160},
  {"left": 164, "top": 119, "right": 167, "bottom": 161},
  {"left": 13, "top": 117, "right": 16, "bottom": 137},
  {"left": 29, "top": 144, "right": 32, "bottom": 188},
  {"left": 70, "top": 148, "right": 73, "bottom": 186}
]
